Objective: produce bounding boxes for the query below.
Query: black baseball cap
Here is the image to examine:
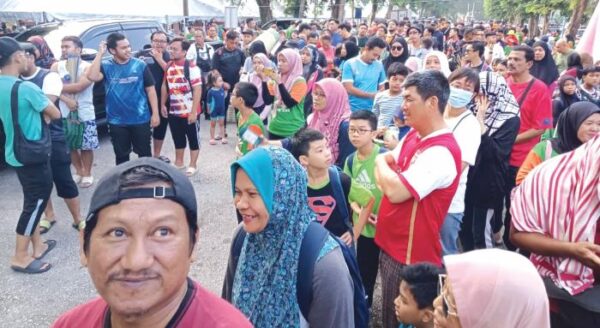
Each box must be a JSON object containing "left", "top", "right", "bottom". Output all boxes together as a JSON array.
[
  {"left": 86, "top": 158, "right": 198, "bottom": 228},
  {"left": 0, "top": 37, "right": 23, "bottom": 66}
]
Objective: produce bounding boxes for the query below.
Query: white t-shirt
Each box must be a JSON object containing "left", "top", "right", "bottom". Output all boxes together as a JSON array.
[
  {"left": 392, "top": 129, "right": 459, "bottom": 201},
  {"left": 444, "top": 111, "right": 481, "bottom": 213},
  {"left": 56, "top": 60, "right": 95, "bottom": 122},
  {"left": 21, "top": 67, "right": 63, "bottom": 98}
]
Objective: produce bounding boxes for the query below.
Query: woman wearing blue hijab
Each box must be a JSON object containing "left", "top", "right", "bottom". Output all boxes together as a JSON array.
[{"left": 224, "top": 147, "right": 354, "bottom": 327}]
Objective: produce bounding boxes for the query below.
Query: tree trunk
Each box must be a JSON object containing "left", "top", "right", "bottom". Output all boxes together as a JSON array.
[
  {"left": 386, "top": 2, "right": 394, "bottom": 19},
  {"left": 298, "top": 0, "right": 306, "bottom": 18},
  {"left": 332, "top": 0, "right": 346, "bottom": 21},
  {"left": 528, "top": 16, "right": 539, "bottom": 38},
  {"left": 567, "top": 0, "right": 588, "bottom": 37},
  {"left": 542, "top": 12, "right": 550, "bottom": 35},
  {"left": 257, "top": 0, "right": 273, "bottom": 23},
  {"left": 371, "top": 0, "right": 379, "bottom": 23}
]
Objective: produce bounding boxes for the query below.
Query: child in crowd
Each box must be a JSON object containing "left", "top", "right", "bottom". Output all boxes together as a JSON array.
[
  {"left": 577, "top": 66, "right": 600, "bottom": 106},
  {"left": 394, "top": 263, "right": 445, "bottom": 328},
  {"left": 491, "top": 58, "right": 508, "bottom": 78},
  {"left": 291, "top": 128, "right": 374, "bottom": 247},
  {"left": 373, "top": 63, "right": 409, "bottom": 133},
  {"left": 231, "top": 82, "right": 265, "bottom": 156},
  {"left": 342, "top": 110, "right": 383, "bottom": 307},
  {"left": 206, "top": 72, "right": 227, "bottom": 145}
]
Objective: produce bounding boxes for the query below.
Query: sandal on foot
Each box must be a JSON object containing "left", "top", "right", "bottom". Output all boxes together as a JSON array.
[
  {"left": 72, "top": 174, "right": 82, "bottom": 183},
  {"left": 79, "top": 176, "right": 94, "bottom": 188},
  {"left": 221, "top": 138, "right": 228, "bottom": 144},
  {"left": 11, "top": 259, "right": 52, "bottom": 274},
  {"left": 35, "top": 240, "right": 57, "bottom": 260},
  {"left": 215, "top": 135, "right": 222, "bottom": 141},
  {"left": 173, "top": 164, "right": 186, "bottom": 170},
  {"left": 72, "top": 221, "right": 86, "bottom": 231},
  {"left": 186, "top": 167, "right": 198, "bottom": 177},
  {"left": 157, "top": 155, "right": 171, "bottom": 163},
  {"left": 39, "top": 219, "right": 56, "bottom": 234},
  {"left": 209, "top": 139, "right": 217, "bottom": 145}
]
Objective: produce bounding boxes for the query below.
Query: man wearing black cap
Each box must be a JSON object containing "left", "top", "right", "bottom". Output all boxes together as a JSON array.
[
  {"left": 240, "top": 29, "right": 255, "bottom": 57},
  {"left": 52, "top": 158, "right": 252, "bottom": 327},
  {"left": 0, "top": 37, "right": 61, "bottom": 274}
]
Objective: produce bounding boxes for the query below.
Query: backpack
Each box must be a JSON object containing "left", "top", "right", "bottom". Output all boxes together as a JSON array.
[
  {"left": 345, "top": 146, "right": 387, "bottom": 173},
  {"left": 228, "top": 221, "right": 369, "bottom": 328},
  {"left": 328, "top": 166, "right": 352, "bottom": 236},
  {"left": 195, "top": 44, "right": 212, "bottom": 73}
]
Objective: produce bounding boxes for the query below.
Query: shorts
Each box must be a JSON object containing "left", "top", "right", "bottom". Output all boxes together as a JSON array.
[
  {"left": 210, "top": 115, "right": 225, "bottom": 121},
  {"left": 152, "top": 111, "right": 170, "bottom": 140},
  {"left": 80, "top": 120, "right": 99, "bottom": 150},
  {"left": 168, "top": 115, "right": 200, "bottom": 151},
  {"left": 210, "top": 106, "right": 226, "bottom": 119},
  {"left": 50, "top": 156, "right": 79, "bottom": 199}
]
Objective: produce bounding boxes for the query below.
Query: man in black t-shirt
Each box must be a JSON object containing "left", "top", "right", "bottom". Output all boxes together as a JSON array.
[
  {"left": 136, "top": 31, "right": 170, "bottom": 162},
  {"left": 212, "top": 30, "right": 245, "bottom": 135}
]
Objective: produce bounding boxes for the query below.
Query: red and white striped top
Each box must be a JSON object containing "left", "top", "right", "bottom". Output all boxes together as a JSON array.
[{"left": 511, "top": 134, "right": 600, "bottom": 295}]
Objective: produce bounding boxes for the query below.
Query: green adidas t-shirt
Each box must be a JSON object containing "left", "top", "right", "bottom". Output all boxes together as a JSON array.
[
  {"left": 343, "top": 144, "right": 383, "bottom": 238},
  {"left": 237, "top": 111, "right": 266, "bottom": 155}
]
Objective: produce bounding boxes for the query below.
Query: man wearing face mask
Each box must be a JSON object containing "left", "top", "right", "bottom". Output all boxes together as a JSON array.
[{"left": 440, "top": 68, "right": 482, "bottom": 255}]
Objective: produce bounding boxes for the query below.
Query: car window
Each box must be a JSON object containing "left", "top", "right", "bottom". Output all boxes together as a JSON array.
[
  {"left": 81, "top": 25, "right": 121, "bottom": 51},
  {"left": 122, "top": 28, "right": 156, "bottom": 52}
]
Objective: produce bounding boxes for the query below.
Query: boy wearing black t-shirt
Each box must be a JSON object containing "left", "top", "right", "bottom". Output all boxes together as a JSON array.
[{"left": 291, "top": 128, "right": 373, "bottom": 246}]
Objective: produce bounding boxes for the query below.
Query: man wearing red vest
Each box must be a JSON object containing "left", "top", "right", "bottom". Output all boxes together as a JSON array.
[{"left": 374, "top": 70, "right": 462, "bottom": 328}]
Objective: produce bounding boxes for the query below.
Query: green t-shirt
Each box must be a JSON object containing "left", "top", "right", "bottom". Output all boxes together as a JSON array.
[
  {"left": 0, "top": 76, "right": 49, "bottom": 167},
  {"left": 237, "top": 111, "right": 266, "bottom": 155},
  {"left": 343, "top": 144, "right": 383, "bottom": 238},
  {"left": 267, "top": 78, "right": 307, "bottom": 137}
]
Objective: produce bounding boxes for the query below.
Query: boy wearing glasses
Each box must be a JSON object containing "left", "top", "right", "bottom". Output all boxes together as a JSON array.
[
  {"left": 291, "top": 128, "right": 374, "bottom": 247},
  {"left": 343, "top": 110, "right": 383, "bottom": 307}
]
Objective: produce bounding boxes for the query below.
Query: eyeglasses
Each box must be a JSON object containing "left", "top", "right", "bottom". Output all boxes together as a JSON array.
[
  {"left": 152, "top": 39, "right": 167, "bottom": 44},
  {"left": 438, "top": 274, "right": 458, "bottom": 317},
  {"left": 391, "top": 46, "right": 403, "bottom": 51},
  {"left": 349, "top": 128, "right": 372, "bottom": 135}
]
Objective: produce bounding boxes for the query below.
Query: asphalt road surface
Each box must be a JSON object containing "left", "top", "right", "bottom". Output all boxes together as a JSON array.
[{"left": 0, "top": 119, "right": 383, "bottom": 327}]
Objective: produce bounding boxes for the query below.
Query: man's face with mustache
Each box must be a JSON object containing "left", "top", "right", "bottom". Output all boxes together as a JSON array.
[{"left": 84, "top": 184, "right": 196, "bottom": 318}]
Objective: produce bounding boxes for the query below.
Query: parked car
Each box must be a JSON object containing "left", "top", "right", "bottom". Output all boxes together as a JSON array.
[{"left": 1, "top": 19, "right": 165, "bottom": 168}]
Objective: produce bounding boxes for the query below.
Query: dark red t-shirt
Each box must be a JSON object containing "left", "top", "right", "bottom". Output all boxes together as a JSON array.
[{"left": 52, "top": 279, "right": 252, "bottom": 328}]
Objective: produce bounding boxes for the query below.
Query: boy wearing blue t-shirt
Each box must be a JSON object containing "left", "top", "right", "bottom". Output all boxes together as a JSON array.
[{"left": 342, "top": 37, "right": 387, "bottom": 111}]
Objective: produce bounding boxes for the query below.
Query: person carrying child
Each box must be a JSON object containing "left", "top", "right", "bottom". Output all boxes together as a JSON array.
[{"left": 206, "top": 71, "right": 227, "bottom": 145}]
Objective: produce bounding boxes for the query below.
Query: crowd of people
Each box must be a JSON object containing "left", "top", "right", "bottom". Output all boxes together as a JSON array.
[{"left": 0, "top": 13, "right": 599, "bottom": 328}]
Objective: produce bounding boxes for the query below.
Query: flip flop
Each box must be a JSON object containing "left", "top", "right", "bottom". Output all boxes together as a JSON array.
[
  {"left": 11, "top": 259, "right": 52, "bottom": 274},
  {"left": 186, "top": 167, "right": 198, "bottom": 177},
  {"left": 72, "top": 221, "right": 86, "bottom": 231},
  {"left": 79, "top": 176, "right": 94, "bottom": 188},
  {"left": 35, "top": 240, "right": 57, "bottom": 260},
  {"left": 39, "top": 219, "right": 56, "bottom": 234}
]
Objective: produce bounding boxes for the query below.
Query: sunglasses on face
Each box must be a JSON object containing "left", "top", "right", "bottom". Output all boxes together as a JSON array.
[{"left": 391, "top": 46, "right": 403, "bottom": 51}]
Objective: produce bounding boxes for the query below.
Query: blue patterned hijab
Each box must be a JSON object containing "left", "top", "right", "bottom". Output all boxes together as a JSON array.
[{"left": 230, "top": 146, "right": 315, "bottom": 327}]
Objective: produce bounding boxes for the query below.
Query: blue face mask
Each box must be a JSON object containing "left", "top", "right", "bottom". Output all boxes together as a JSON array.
[{"left": 448, "top": 86, "right": 474, "bottom": 108}]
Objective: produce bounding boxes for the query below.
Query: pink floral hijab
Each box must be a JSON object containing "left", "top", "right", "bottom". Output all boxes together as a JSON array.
[
  {"left": 251, "top": 53, "right": 272, "bottom": 107},
  {"left": 307, "top": 78, "right": 351, "bottom": 162}
]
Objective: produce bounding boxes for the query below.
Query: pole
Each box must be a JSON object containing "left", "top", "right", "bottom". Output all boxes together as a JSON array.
[{"left": 183, "top": 0, "right": 189, "bottom": 18}]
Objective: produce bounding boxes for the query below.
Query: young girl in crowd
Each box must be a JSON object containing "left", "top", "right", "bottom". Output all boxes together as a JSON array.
[
  {"left": 206, "top": 72, "right": 227, "bottom": 145},
  {"left": 491, "top": 58, "right": 508, "bottom": 78},
  {"left": 552, "top": 75, "right": 580, "bottom": 124}
]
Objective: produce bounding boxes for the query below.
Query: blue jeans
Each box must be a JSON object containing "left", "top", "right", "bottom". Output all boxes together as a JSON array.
[{"left": 440, "top": 212, "right": 464, "bottom": 255}]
